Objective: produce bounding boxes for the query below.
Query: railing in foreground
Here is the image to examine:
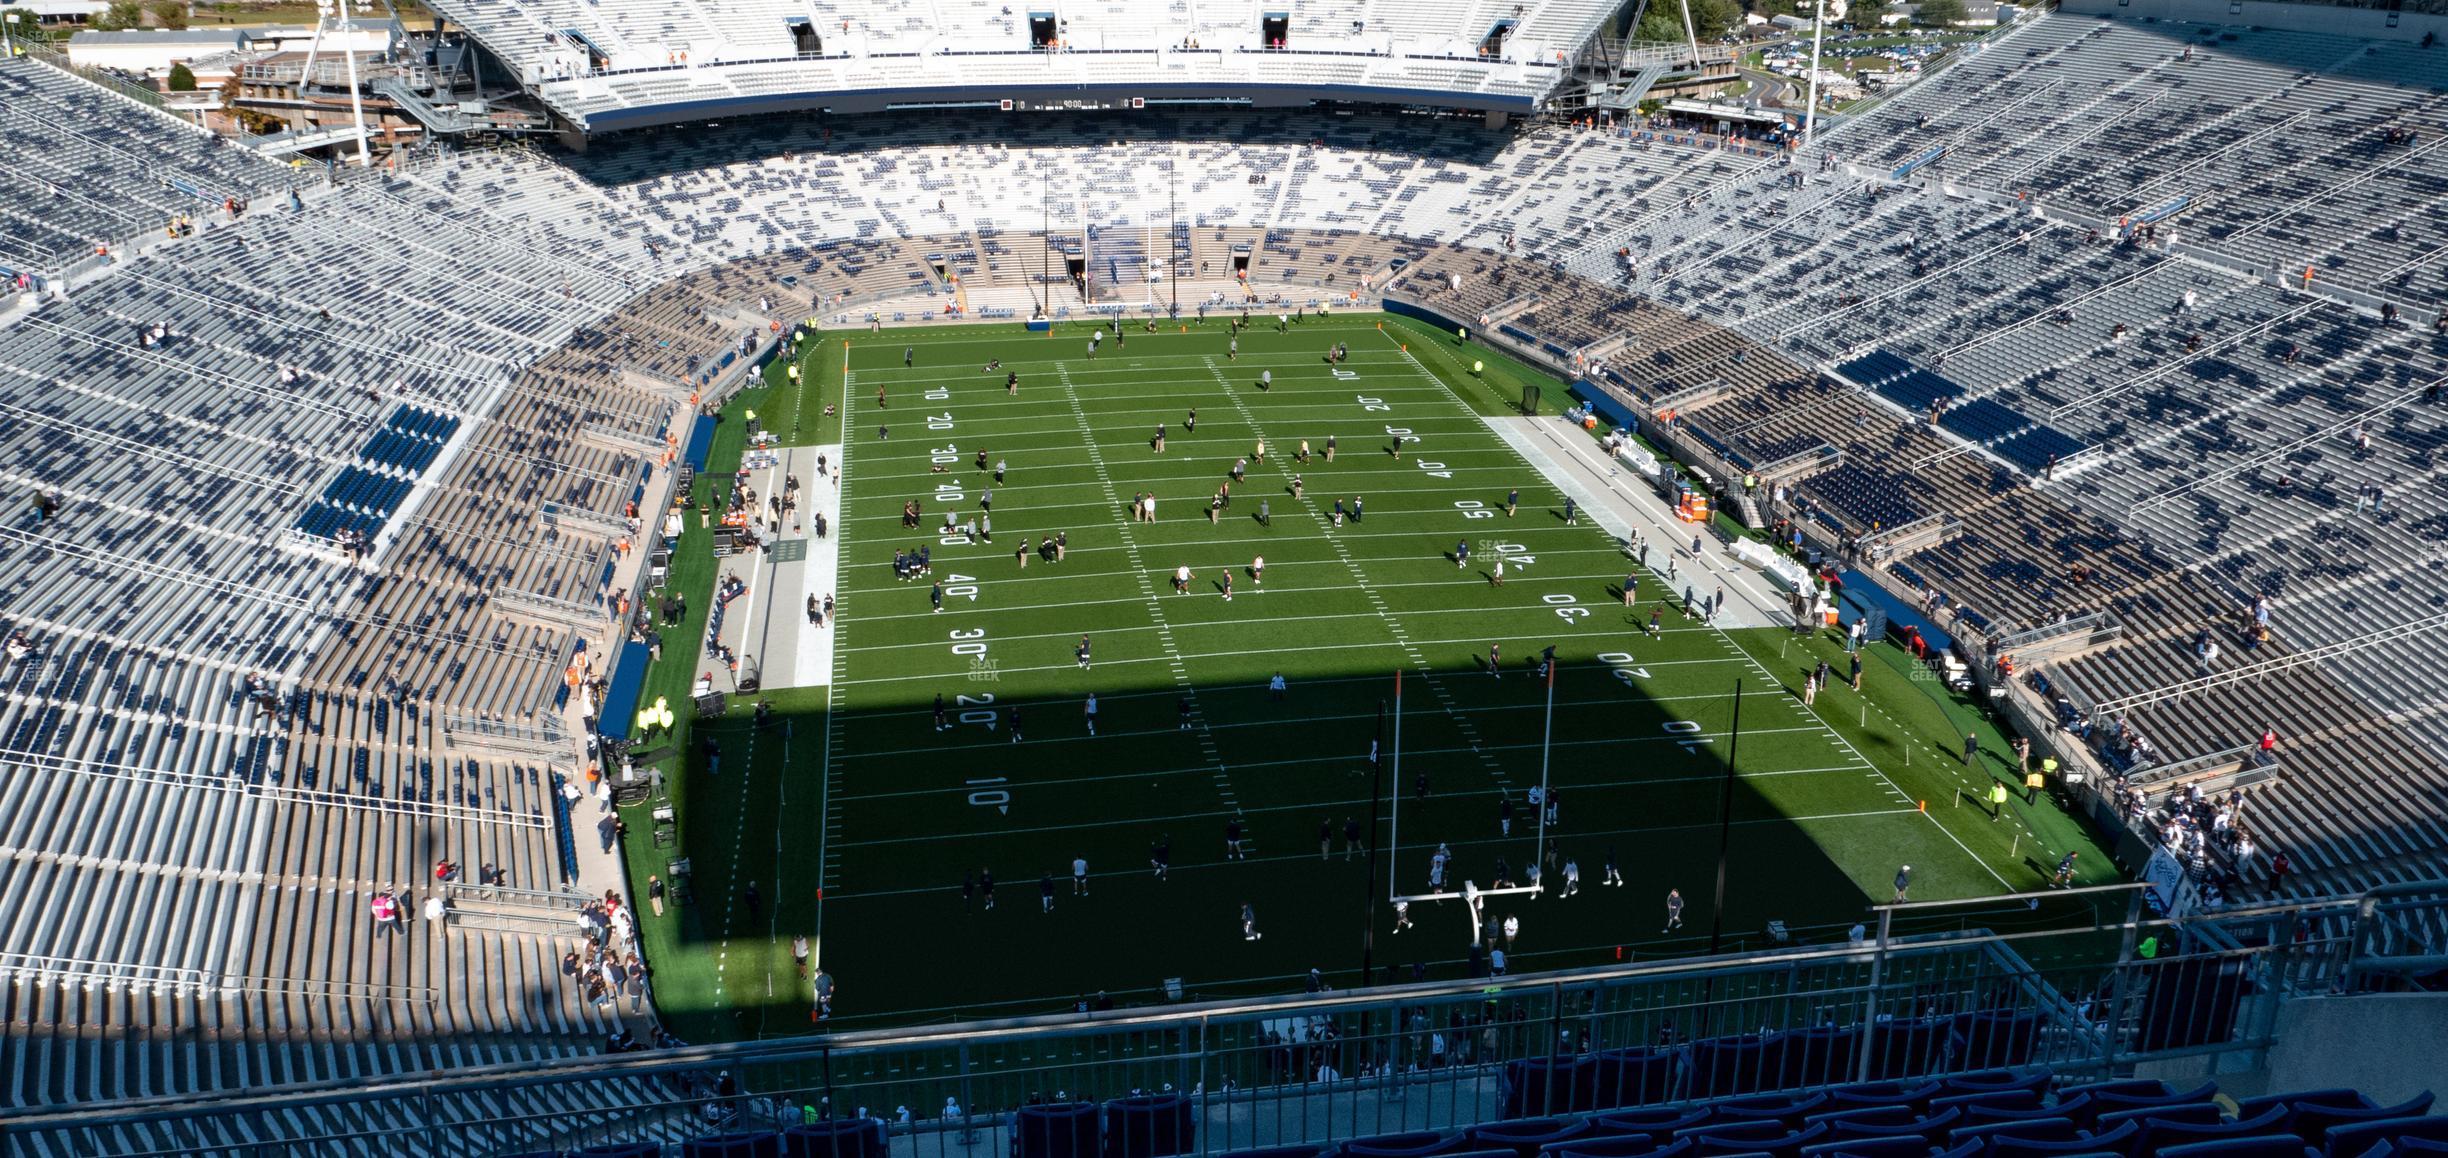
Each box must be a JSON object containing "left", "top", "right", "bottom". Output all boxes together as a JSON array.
[{"left": 2, "top": 886, "right": 2428, "bottom": 1157}]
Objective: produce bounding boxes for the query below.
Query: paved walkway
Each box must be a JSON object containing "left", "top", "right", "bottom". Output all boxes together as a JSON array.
[
  {"left": 1483, "top": 416, "right": 1797, "bottom": 632},
  {"left": 687, "top": 442, "right": 843, "bottom": 697}
]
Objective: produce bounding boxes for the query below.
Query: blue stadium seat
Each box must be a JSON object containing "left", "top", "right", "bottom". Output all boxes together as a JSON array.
[
  {"left": 1776, "top": 1029, "right": 1858, "bottom": 1090},
  {"left": 2088, "top": 1081, "right": 2217, "bottom": 1117},
  {"left": 1544, "top": 1133, "right": 1676, "bottom": 1158},
  {"left": 1827, "top": 1105, "right": 1960, "bottom": 1143},
  {"left": 1932, "top": 1087, "right": 2040, "bottom": 1115},
  {"left": 1714, "top": 1095, "right": 1828, "bottom": 1129},
  {"left": 1673, "top": 1120, "right": 1786, "bottom": 1147},
  {"left": 1103, "top": 1094, "right": 1194, "bottom": 1158},
  {"left": 2237, "top": 1090, "right": 2366, "bottom": 1125},
  {"left": 1942, "top": 1069, "right": 2047, "bottom": 1097},
  {"left": 1592, "top": 1050, "right": 1679, "bottom": 1108},
  {"left": 684, "top": 1133, "right": 784, "bottom": 1157},
  {"left": 1015, "top": 1102, "right": 1103, "bottom": 1158},
  {"left": 1214, "top": 1146, "right": 1321, "bottom": 1158},
  {"left": 782, "top": 1117, "right": 888, "bottom": 1158},
  {"left": 2290, "top": 1093, "right": 2437, "bottom": 1143},
  {"left": 1864, "top": 1017, "right": 1951, "bottom": 1079},
  {"left": 1798, "top": 1135, "right": 1930, "bottom": 1158},
  {"left": 1689, "top": 1035, "right": 1779, "bottom": 1098},
  {"left": 1343, "top": 1131, "right": 1467, "bottom": 1158},
  {"left": 1803, "top": 1105, "right": 1917, "bottom": 1133},
  {"left": 2365, "top": 1138, "right": 2448, "bottom": 1158},
  {"left": 575, "top": 1146, "right": 662, "bottom": 1158},
  {"left": 2157, "top": 1140, "right": 2317, "bottom": 1158},
  {"left": 2133, "top": 1106, "right": 2280, "bottom": 1152},
  {"left": 2327, "top": 1116, "right": 2448, "bottom": 1158},
  {"left": 1948, "top": 1116, "right": 2079, "bottom": 1149},
  {"left": 1469, "top": 1117, "right": 1597, "bottom": 1157},
  {"left": 1603, "top": 1141, "right": 1692, "bottom": 1158},
  {"left": 1688, "top": 1124, "right": 1824, "bottom": 1157},
  {"left": 2062, "top": 1081, "right": 2178, "bottom": 1119},
  {"left": 1506, "top": 1056, "right": 1599, "bottom": 1116},
  {"left": 1822, "top": 1081, "right": 1940, "bottom": 1114},
  {"left": 1967, "top": 1095, "right": 2090, "bottom": 1126},
  {"left": 1952, "top": 1011, "right": 2042, "bottom": 1070},
  {"left": 1987, "top": 1120, "right": 2140, "bottom": 1157}
]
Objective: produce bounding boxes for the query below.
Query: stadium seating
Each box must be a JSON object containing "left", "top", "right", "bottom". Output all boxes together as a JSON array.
[
  {"left": 453, "top": 1075, "right": 2442, "bottom": 1158},
  {"left": 0, "top": 46, "right": 730, "bottom": 1119}
]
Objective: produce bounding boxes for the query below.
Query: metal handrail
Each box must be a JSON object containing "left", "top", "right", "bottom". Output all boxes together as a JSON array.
[{"left": 8, "top": 885, "right": 2428, "bottom": 1137}]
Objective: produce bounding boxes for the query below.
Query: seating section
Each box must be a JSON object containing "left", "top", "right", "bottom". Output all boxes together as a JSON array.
[
  {"left": 0, "top": 57, "right": 744, "bottom": 1114},
  {"left": 0, "top": 56, "right": 289, "bottom": 271},
  {"left": 451, "top": 1077, "right": 2447, "bottom": 1158}
]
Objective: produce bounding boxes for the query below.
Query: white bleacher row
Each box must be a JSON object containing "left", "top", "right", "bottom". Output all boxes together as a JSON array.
[
  {"left": 0, "top": 57, "right": 289, "bottom": 271},
  {"left": 431, "top": 113, "right": 1749, "bottom": 298},
  {"left": 1823, "top": 16, "right": 2448, "bottom": 304}
]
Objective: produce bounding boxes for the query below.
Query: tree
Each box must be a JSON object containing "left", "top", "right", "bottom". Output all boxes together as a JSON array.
[
  {"left": 1915, "top": 0, "right": 1967, "bottom": 25},
  {"left": 151, "top": 0, "right": 188, "bottom": 29},
  {"left": 93, "top": 0, "right": 145, "bottom": 30},
  {"left": 167, "top": 61, "right": 197, "bottom": 91},
  {"left": 1634, "top": 0, "right": 1744, "bottom": 43}
]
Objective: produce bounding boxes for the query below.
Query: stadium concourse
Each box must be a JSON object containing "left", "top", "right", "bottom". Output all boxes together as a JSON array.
[{"left": 1, "top": 0, "right": 2447, "bottom": 1147}]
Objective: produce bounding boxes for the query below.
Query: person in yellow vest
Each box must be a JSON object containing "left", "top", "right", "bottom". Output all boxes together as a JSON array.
[
  {"left": 2024, "top": 769, "right": 2046, "bottom": 803},
  {"left": 1988, "top": 781, "right": 2010, "bottom": 822}
]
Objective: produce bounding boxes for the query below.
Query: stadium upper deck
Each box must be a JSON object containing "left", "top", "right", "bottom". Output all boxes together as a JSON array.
[{"left": 424, "top": 0, "right": 1623, "bottom": 130}]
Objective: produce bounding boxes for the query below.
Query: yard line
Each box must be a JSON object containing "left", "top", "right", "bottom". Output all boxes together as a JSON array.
[
  {"left": 826, "top": 804, "right": 1921, "bottom": 864},
  {"left": 833, "top": 640, "right": 1768, "bottom": 687},
  {"left": 832, "top": 604, "right": 1757, "bottom": 654},
  {"left": 835, "top": 755, "right": 1877, "bottom": 804},
  {"left": 837, "top": 716, "right": 1831, "bottom": 766},
  {"left": 832, "top": 664, "right": 1766, "bottom": 723},
  {"left": 842, "top": 471, "right": 1553, "bottom": 510},
  {"left": 838, "top": 570, "right": 1665, "bottom": 624},
  {"left": 1052, "top": 360, "right": 1243, "bottom": 816}
]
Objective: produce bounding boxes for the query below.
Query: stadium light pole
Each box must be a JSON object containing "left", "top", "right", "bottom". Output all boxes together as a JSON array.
[
  {"left": 1168, "top": 154, "right": 1180, "bottom": 316},
  {"left": 1802, "top": 0, "right": 1829, "bottom": 146},
  {"left": 1674, "top": 0, "right": 1703, "bottom": 72},
  {"left": 1047, "top": 164, "right": 1057, "bottom": 315},
  {"left": 1705, "top": 678, "right": 1744, "bottom": 958}
]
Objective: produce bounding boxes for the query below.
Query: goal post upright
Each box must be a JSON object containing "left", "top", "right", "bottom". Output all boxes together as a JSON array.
[
  {"left": 1386, "top": 667, "right": 1404, "bottom": 904},
  {"left": 1535, "top": 658, "right": 1556, "bottom": 884}
]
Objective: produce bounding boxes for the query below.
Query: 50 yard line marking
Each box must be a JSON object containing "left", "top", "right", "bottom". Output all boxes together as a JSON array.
[{"left": 1053, "top": 362, "right": 1242, "bottom": 819}]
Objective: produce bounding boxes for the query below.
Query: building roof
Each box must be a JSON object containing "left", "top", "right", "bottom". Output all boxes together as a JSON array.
[{"left": 68, "top": 27, "right": 248, "bottom": 47}]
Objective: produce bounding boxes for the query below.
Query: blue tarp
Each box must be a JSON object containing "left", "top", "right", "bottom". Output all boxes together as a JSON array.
[
  {"left": 596, "top": 640, "right": 653, "bottom": 739},
  {"left": 685, "top": 414, "right": 717, "bottom": 471},
  {"left": 1569, "top": 381, "right": 1639, "bottom": 431}
]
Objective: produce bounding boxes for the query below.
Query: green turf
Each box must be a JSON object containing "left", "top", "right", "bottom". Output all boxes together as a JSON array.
[{"left": 618, "top": 312, "right": 2121, "bottom": 1041}]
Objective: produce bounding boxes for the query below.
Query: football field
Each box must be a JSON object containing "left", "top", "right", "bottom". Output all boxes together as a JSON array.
[{"left": 623, "top": 313, "right": 2117, "bottom": 1040}]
